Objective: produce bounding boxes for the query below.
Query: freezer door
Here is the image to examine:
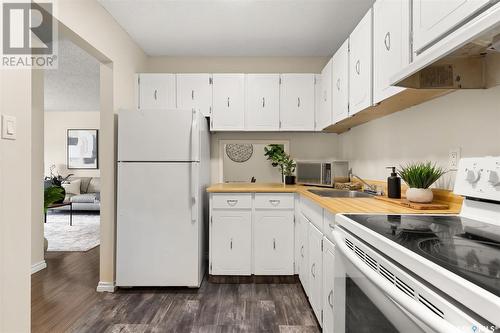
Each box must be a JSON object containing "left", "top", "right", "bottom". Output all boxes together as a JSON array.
[
  {"left": 116, "top": 162, "right": 201, "bottom": 287},
  {"left": 118, "top": 109, "right": 199, "bottom": 162}
]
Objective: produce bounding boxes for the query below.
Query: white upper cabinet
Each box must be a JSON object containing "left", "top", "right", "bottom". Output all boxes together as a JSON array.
[
  {"left": 349, "top": 9, "right": 373, "bottom": 116},
  {"left": 279, "top": 74, "right": 316, "bottom": 131},
  {"left": 245, "top": 74, "right": 280, "bottom": 131},
  {"left": 211, "top": 74, "right": 245, "bottom": 131},
  {"left": 412, "top": 0, "right": 491, "bottom": 54},
  {"left": 176, "top": 74, "right": 212, "bottom": 117},
  {"left": 373, "top": 0, "right": 409, "bottom": 104},
  {"left": 138, "top": 74, "right": 176, "bottom": 110},
  {"left": 316, "top": 59, "right": 333, "bottom": 131},
  {"left": 332, "top": 39, "right": 350, "bottom": 124}
]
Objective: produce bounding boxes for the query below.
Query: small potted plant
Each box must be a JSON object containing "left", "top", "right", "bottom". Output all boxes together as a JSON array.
[
  {"left": 264, "top": 144, "right": 297, "bottom": 185},
  {"left": 397, "top": 162, "right": 447, "bottom": 203}
]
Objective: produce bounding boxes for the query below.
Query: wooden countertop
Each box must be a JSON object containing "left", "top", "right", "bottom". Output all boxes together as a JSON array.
[{"left": 207, "top": 183, "right": 462, "bottom": 215}]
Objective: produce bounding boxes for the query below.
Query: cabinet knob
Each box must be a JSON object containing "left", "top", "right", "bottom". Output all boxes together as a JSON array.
[
  {"left": 336, "top": 78, "right": 341, "bottom": 91},
  {"left": 297, "top": 97, "right": 301, "bottom": 108},
  {"left": 355, "top": 60, "right": 361, "bottom": 75},
  {"left": 154, "top": 89, "right": 158, "bottom": 100},
  {"left": 328, "top": 290, "right": 334, "bottom": 308},
  {"left": 311, "top": 263, "right": 316, "bottom": 278},
  {"left": 273, "top": 238, "right": 276, "bottom": 250}
]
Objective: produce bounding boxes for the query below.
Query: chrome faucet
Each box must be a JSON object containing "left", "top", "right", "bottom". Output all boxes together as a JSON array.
[{"left": 348, "top": 169, "right": 378, "bottom": 194}]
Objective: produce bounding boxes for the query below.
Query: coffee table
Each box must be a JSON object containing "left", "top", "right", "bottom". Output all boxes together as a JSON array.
[{"left": 45, "top": 202, "right": 73, "bottom": 226}]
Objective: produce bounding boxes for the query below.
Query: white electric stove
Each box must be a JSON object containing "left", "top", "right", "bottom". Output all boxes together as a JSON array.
[{"left": 333, "top": 156, "right": 500, "bottom": 333}]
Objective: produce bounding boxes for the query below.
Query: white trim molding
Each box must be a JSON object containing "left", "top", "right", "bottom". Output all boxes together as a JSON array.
[
  {"left": 31, "top": 260, "right": 47, "bottom": 274},
  {"left": 96, "top": 281, "right": 116, "bottom": 293}
]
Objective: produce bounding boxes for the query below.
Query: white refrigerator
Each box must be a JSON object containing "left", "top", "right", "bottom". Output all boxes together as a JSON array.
[{"left": 116, "top": 109, "right": 210, "bottom": 287}]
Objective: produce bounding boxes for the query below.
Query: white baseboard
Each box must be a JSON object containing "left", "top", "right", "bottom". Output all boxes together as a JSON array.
[
  {"left": 96, "top": 281, "right": 116, "bottom": 293},
  {"left": 31, "top": 260, "right": 47, "bottom": 274}
]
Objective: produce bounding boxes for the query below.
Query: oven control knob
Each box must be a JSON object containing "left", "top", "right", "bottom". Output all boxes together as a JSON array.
[
  {"left": 465, "top": 169, "right": 480, "bottom": 183},
  {"left": 488, "top": 170, "right": 499, "bottom": 186}
]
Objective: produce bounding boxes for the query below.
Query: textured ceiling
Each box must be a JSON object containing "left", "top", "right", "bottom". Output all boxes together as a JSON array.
[
  {"left": 98, "top": 0, "right": 375, "bottom": 56},
  {"left": 44, "top": 39, "right": 100, "bottom": 112}
]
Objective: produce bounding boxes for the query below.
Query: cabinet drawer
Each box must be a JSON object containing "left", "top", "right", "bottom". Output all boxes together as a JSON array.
[
  {"left": 212, "top": 193, "right": 252, "bottom": 209},
  {"left": 300, "top": 196, "right": 323, "bottom": 230},
  {"left": 255, "top": 193, "right": 294, "bottom": 209}
]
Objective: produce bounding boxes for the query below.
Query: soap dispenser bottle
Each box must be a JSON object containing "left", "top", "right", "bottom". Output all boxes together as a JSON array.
[{"left": 386, "top": 167, "right": 401, "bottom": 199}]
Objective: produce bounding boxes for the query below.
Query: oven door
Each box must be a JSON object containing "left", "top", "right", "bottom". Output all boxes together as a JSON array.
[{"left": 332, "top": 227, "right": 473, "bottom": 333}]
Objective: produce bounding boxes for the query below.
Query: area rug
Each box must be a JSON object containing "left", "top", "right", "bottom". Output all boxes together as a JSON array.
[{"left": 44, "top": 211, "right": 100, "bottom": 251}]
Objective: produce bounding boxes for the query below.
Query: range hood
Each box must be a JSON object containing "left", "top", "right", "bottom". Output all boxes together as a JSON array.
[{"left": 392, "top": 2, "right": 500, "bottom": 89}]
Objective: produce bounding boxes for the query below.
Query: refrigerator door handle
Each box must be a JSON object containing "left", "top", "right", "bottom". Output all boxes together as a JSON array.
[
  {"left": 191, "top": 109, "right": 200, "bottom": 161},
  {"left": 191, "top": 162, "right": 199, "bottom": 223}
]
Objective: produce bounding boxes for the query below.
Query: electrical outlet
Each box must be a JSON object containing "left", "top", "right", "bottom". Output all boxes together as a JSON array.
[{"left": 448, "top": 148, "right": 461, "bottom": 171}]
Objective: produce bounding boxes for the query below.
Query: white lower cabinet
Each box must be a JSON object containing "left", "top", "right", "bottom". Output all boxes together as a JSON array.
[
  {"left": 210, "top": 210, "right": 252, "bottom": 275},
  {"left": 209, "top": 193, "right": 295, "bottom": 276},
  {"left": 322, "top": 237, "right": 335, "bottom": 333},
  {"left": 298, "top": 212, "right": 310, "bottom": 295},
  {"left": 308, "top": 221, "right": 324, "bottom": 326},
  {"left": 254, "top": 210, "right": 294, "bottom": 275}
]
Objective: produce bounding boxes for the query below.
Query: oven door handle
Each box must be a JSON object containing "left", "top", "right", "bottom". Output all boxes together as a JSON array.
[{"left": 333, "top": 231, "right": 459, "bottom": 333}]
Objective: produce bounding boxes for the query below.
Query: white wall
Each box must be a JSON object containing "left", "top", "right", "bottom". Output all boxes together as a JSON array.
[
  {"left": 44, "top": 111, "right": 100, "bottom": 178},
  {"left": 339, "top": 86, "right": 500, "bottom": 189}
]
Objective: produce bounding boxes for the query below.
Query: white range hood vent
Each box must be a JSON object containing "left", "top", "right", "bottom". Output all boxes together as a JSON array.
[{"left": 392, "top": 3, "right": 500, "bottom": 90}]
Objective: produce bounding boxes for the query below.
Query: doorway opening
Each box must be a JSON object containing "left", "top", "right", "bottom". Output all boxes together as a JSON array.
[{"left": 43, "top": 38, "right": 101, "bottom": 252}]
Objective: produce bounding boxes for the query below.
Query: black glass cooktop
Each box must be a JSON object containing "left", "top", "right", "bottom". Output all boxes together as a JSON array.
[{"left": 343, "top": 214, "right": 500, "bottom": 298}]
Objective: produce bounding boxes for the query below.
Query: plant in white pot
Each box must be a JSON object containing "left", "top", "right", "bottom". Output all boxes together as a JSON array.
[{"left": 397, "top": 162, "right": 447, "bottom": 203}]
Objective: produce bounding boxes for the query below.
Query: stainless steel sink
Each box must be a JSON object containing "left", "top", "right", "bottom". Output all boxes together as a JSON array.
[{"left": 308, "top": 189, "right": 373, "bottom": 198}]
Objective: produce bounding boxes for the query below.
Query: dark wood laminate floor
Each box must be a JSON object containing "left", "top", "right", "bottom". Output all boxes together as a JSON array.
[{"left": 32, "top": 247, "right": 320, "bottom": 333}]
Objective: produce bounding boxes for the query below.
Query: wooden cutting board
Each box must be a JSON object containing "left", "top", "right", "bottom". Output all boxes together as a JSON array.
[{"left": 374, "top": 195, "right": 449, "bottom": 210}]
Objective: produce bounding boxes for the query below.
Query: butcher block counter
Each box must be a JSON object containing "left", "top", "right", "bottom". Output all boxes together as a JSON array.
[{"left": 206, "top": 183, "right": 462, "bottom": 214}]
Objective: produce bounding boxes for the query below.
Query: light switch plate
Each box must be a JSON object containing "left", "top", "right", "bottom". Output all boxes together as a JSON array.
[{"left": 1, "top": 115, "right": 17, "bottom": 140}]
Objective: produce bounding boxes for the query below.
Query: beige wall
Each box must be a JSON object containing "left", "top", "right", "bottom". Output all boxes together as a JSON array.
[
  {"left": 338, "top": 86, "right": 500, "bottom": 189},
  {"left": 44, "top": 111, "right": 100, "bottom": 178},
  {"left": 147, "top": 56, "right": 329, "bottom": 73},
  {"left": 211, "top": 132, "right": 340, "bottom": 183},
  {"left": 0, "top": 69, "right": 32, "bottom": 332}
]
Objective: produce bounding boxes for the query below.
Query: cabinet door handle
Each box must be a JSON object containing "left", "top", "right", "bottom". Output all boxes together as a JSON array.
[
  {"left": 273, "top": 238, "right": 276, "bottom": 250},
  {"left": 355, "top": 60, "right": 361, "bottom": 75},
  {"left": 226, "top": 199, "right": 238, "bottom": 207},
  {"left": 328, "top": 290, "right": 334, "bottom": 308},
  {"left": 323, "top": 90, "right": 327, "bottom": 102},
  {"left": 269, "top": 199, "right": 280, "bottom": 206},
  {"left": 262, "top": 97, "right": 265, "bottom": 108},
  {"left": 384, "top": 31, "right": 391, "bottom": 51},
  {"left": 191, "top": 90, "right": 195, "bottom": 100},
  {"left": 297, "top": 97, "right": 301, "bottom": 108},
  {"left": 336, "top": 78, "right": 341, "bottom": 91},
  {"left": 311, "top": 263, "right": 316, "bottom": 278},
  {"left": 154, "top": 89, "right": 158, "bottom": 100},
  {"left": 300, "top": 245, "right": 304, "bottom": 258},
  {"left": 227, "top": 97, "right": 230, "bottom": 107},
  {"left": 230, "top": 238, "right": 233, "bottom": 250}
]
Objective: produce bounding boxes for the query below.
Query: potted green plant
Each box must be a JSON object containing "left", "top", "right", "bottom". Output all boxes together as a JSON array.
[
  {"left": 397, "top": 162, "right": 447, "bottom": 203},
  {"left": 43, "top": 185, "right": 66, "bottom": 251},
  {"left": 264, "top": 144, "right": 297, "bottom": 185}
]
